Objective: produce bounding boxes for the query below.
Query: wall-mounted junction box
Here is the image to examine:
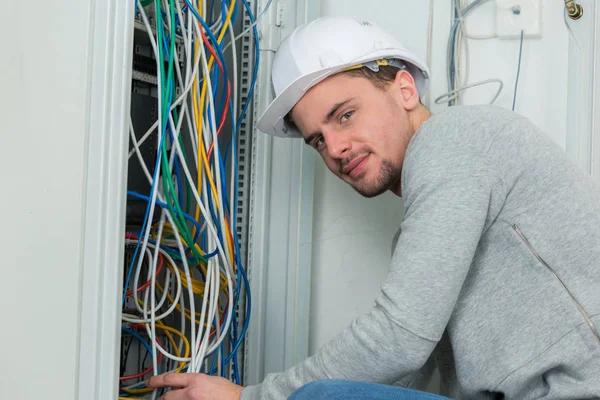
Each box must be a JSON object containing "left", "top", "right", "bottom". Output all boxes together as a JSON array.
[{"left": 495, "top": 0, "right": 543, "bottom": 39}]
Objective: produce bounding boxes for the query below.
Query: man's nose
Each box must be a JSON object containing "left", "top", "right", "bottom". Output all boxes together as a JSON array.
[{"left": 325, "top": 130, "right": 351, "bottom": 160}]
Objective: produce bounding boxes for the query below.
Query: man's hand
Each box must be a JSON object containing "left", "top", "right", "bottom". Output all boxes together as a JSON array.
[{"left": 146, "top": 372, "right": 244, "bottom": 400}]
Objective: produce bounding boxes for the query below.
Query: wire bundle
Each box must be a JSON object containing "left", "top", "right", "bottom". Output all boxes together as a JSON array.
[
  {"left": 435, "top": 0, "right": 505, "bottom": 106},
  {"left": 120, "top": 0, "right": 263, "bottom": 398}
]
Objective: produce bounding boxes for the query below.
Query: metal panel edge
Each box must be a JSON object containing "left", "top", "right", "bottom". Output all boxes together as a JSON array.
[
  {"left": 565, "top": 0, "right": 596, "bottom": 174},
  {"left": 77, "top": 0, "right": 134, "bottom": 398},
  {"left": 244, "top": 0, "right": 320, "bottom": 386}
]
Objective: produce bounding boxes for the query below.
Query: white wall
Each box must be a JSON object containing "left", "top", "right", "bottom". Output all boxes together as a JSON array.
[
  {"left": 309, "top": 0, "right": 570, "bottom": 392},
  {"left": 0, "top": 2, "right": 93, "bottom": 399}
]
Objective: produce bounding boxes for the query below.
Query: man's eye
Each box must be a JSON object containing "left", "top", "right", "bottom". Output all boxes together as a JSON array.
[
  {"left": 314, "top": 136, "right": 325, "bottom": 150},
  {"left": 340, "top": 111, "right": 353, "bottom": 123}
]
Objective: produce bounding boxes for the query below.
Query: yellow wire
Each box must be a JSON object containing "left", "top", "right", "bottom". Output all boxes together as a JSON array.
[
  {"left": 191, "top": 0, "right": 237, "bottom": 266},
  {"left": 121, "top": 318, "right": 191, "bottom": 395},
  {"left": 150, "top": 223, "right": 232, "bottom": 298},
  {"left": 150, "top": 239, "right": 229, "bottom": 296},
  {"left": 121, "top": 1, "right": 238, "bottom": 397},
  {"left": 156, "top": 277, "right": 229, "bottom": 324}
]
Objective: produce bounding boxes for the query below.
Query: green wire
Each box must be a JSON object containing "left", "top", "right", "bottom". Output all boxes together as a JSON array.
[
  {"left": 170, "top": 107, "right": 195, "bottom": 216},
  {"left": 155, "top": 0, "right": 207, "bottom": 264}
]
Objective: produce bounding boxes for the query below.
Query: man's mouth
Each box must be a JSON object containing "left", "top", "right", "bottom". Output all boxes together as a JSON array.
[{"left": 342, "top": 154, "right": 370, "bottom": 178}]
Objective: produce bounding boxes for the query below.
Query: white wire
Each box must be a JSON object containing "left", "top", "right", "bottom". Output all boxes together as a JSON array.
[
  {"left": 127, "top": 42, "right": 204, "bottom": 160},
  {"left": 222, "top": 0, "right": 273, "bottom": 52},
  {"left": 132, "top": 246, "right": 153, "bottom": 314},
  {"left": 132, "top": 6, "right": 166, "bottom": 343},
  {"left": 121, "top": 239, "right": 183, "bottom": 324},
  {"left": 206, "top": 73, "right": 234, "bottom": 273},
  {"left": 176, "top": 0, "right": 201, "bottom": 161},
  {"left": 141, "top": 228, "right": 197, "bottom": 364},
  {"left": 128, "top": 0, "right": 239, "bottom": 379},
  {"left": 129, "top": 241, "right": 171, "bottom": 316},
  {"left": 193, "top": 253, "right": 222, "bottom": 372},
  {"left": 192, "top": 253, "right": 216, "bottom": 372},
  {"left": 148, "top": 211, "right": 166, "bottom": 400},
  {"left": 436, "top": 0, "right": 503, "bottom": 105},
  {"left": 150, "top": 9, "right": 233, "bottom": 372},
  {"left": 130, "top": 1, "right": 203, "bottom": 368},
  {"left": 133, "top": 0, "right": 207, "bottom": 245},
  {"left": 183, "top": 19, "right": 235, "bottom": 368},
  {"left": 434, "top": 78, "right": 503, "bottom": 105},
  {"left": 194, "top": 16, "right": 234, "bottom": 275}
]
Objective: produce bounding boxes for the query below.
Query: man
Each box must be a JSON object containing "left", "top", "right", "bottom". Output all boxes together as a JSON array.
[{"left": 147, "top": 15, "right": 600, "bottom": 400}]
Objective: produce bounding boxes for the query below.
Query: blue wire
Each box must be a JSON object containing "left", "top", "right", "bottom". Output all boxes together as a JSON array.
[
  {"left": 231, "top": 0, "right": 239, "bottom": 24},
  {"left": 125, "top": 196, "right": 220, "bottom": 263},
  {"left": 231, "top": 329, "right": 240, "bottom": 384},
  {"left": 222, "top": 0, "right": 258, "bottom": 367},
  {"left": 127, "top": 191, "right": 201, "bottom": 245},
  {"left": 122, "top": 327, "right": 154, "bottom": 359},
  {"left": 512, "top": 30, "right": 524, "bottom": 112},
  {"left": 208, "top": 348, "right": 219, "bottom": 374},
  {"left": 207, "top": 0, "right": 259, "bottom": 373},
  {"left": 127, "top": 0, "right": 257, "bottom": 379},
  {"left": 184, "top": 0, "right": 228, "bottom": 67},
  {"left": 127, "top": 230, "right": 219, "bottom": 261},
  {"left": 205, "top": 184, "right": 225, "bottom": 248},
  {"left": 122, "top": 119, "right": 169, "bottom": 307},
  {"left": 230, "top": 0, "right": 260, "bottom": 238},
  {"left": 208, "top": 263, "right": 251, "bottom": 372},
  {"left": 123, "top": 10, "right": 177, "bottom": 306}
]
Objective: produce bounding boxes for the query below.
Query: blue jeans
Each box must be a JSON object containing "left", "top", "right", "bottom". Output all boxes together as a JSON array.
[{"left": 288, "top": 380, "right": 450, "bottom": 400}]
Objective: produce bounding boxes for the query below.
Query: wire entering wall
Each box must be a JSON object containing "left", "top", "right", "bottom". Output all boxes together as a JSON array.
[
  {"left": 121, "top": 0, "right": 266, "bottom": 397},
  {"left": 435, "top": 0, "right": 505, "bottom": 106}
]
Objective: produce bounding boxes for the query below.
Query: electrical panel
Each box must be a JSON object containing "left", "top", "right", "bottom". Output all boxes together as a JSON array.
[{"left": 118, "top": 1, "right": 258, "bottom": 397}]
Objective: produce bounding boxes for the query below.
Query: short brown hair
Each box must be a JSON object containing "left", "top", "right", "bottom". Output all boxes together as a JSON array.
[
  {"left": 341, "top": 64, "right": 400, "bottom": 90},
  {"left": 285, "top": 65, "right": 401, "bottom": 127}
]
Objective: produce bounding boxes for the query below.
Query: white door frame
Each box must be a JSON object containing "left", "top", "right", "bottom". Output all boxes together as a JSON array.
[
  {"left": 77, "top": 0, "right": 134, "bottom": 398},
  {"left": 565, "top": 0, "right": 599, "bottom": 177}
]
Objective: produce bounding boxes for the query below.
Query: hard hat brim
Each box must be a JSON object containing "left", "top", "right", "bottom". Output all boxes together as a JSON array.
[{"left": 256, "top": 49, "right": 429, "bottom": 139}]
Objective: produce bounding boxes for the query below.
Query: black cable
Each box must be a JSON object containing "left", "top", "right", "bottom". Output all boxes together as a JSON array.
[
  {"left": 512, "top": 30, "right": 524, "bottom": 111},
  {"left": 120, "top": 336, "right": 134, "bottom": 376}
]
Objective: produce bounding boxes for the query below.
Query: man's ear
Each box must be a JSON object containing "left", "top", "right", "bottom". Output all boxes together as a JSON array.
[{"left": 392, "top": 69, "right": 420, "bottom": 111}]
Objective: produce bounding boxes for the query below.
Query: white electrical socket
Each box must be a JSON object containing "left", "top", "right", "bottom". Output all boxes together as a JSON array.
[{"left": 495, "top": 0, "right": 542, "bottom": 39}]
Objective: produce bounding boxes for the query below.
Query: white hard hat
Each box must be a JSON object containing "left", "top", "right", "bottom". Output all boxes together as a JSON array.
[{"left": 257, "top": 16, "right": 430, "bottom": 138}]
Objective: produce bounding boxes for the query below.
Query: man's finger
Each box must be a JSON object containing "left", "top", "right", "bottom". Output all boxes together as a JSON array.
[{"left": 147, "top": 372, "right": 196, "bottom": 388}]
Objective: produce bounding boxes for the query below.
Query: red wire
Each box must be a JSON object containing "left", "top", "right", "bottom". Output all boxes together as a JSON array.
[
  {"left": 207, "top": 83, "right": 231, "bottom": 159},
  {"left": 119, "top": 22, "right": 238, "bottom": 382},
  {"left": 125, "top": 253, "right": 165, "bottom": 297},
  {"left": 194, "top": 21, "right": 232, "bottom": 161},
  {"left": 119, "top": 336, "right": 164, "bottom": 381}
]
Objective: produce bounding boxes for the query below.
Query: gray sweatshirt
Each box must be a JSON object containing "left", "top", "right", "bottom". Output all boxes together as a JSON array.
[{"left": 242, "top": 105, "right": 600, "bottom": 399}]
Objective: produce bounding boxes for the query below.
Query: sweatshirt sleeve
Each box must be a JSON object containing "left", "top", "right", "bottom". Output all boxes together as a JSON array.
[{"left": 241, "top": 137, "right": 505, "bottom": 400}]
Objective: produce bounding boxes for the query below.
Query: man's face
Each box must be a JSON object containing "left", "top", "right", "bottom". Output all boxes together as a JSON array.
[{"left": 291, "top": 71, "right": 417, "bottom": 198}]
